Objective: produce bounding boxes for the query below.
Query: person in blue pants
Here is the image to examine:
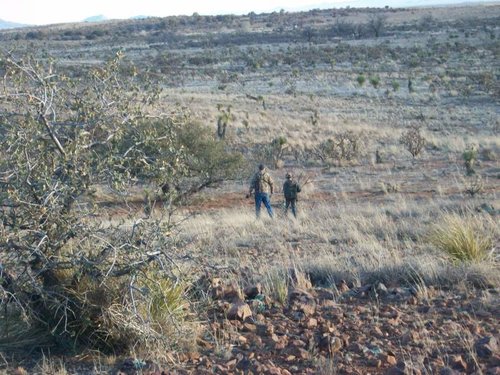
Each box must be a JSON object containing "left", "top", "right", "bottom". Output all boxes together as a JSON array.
[{"left": 247, "top": 164, "right": 274, "bottom": 218}]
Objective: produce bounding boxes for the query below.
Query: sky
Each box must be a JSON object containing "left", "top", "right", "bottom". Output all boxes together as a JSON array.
[{"left": 0, "top": 0, "right": 491, "bottom": 25}]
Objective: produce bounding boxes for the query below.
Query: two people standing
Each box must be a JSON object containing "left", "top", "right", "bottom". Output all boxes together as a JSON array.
[{"left": 247, "top": 164, "right": 301, "bottom": 219}]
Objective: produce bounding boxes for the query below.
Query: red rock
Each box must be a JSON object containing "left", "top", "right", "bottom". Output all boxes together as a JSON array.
[
  {"left": 306, "top": 317, "right": 318, "bottom": 328},
  {"left": 330, "top": 337, "right": 343, "bottom": 352},
  {"left": 387, "top": 318, "right": 400, "bottom": 326},
  {"left": 296, "top": 301, "right": 316, "bottom": 316},
  {"left": 187, "top": 352, "right": 200, "bottom": 361},
  {"left": 373, "top": 326, "right": 384, "bottom": 337},
  {"left": 247, "top": 333, "right": 264, "bottom": 348},
  {"left": 408, "top": 296, "right": 418, "bottom": 305},
  {"left": 341, "top": 334, "right": 350, "bottom": 347},
  {"left": 244, "top": 283, "right": 262, "bottom": 299},
  {"left": 321, "top": 299, "right": 337, "bottom": 308},
  {"left": 475, "top": 336, "right": 498, "bottom": 358},
  {"left": 238, "top": 335, "right": 248, "bottom": 345},
  {"left": 227, "top": 301, "right": 252, "bottom": 321},
  {"left": 296, "top": 348, "right": 310, "bottom": 360},
  {"left": 270, "top": 333, "right": 280, "bottom": 343},
  {"left": 274, "top": 340, "right": 287, "bottom": 350},
  {"left": 257, "top": 323, "right": 274, "bottom": 336},
  {"left": 450, "top": 355, "right": 467, "bottom": 371},
  {"left": 439, "top": 368, "right": 460, "bottom": 375},
  {"left": 214, "top": 364, "right": 228, "bottom": 372},
  {"left": 242, "top": 322, "right": 257, "bottom": 332},
  {"left": 368, "top": 358, "right": 382, "bottom": 368},
  {"left": 400, "top": 330, "right": 419, "bottom": 345},
  {"left": 386, "top": 355, "right": 397, "bottom": 366},
  {"left": 338, "top": 280, "right": 350, "bottom": 292},
  {"left": 386, "top": 366, "right": 405, "bottom": 375},
  {"left": 348, "top": 342, "right": 365, "bottom": 354},
  {"left": 486, "top": 366, "right": 500, "bottom": 375},
  {"left": 290, "top": 339, "right": 307, "bottom": 348}
]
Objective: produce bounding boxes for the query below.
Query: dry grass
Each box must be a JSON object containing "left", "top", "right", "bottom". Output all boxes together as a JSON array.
[
  {"left": 177, "top": 191, "right": 499, "bottom": 291},
  {"left": 1, "top": 4, "right": 499, "bottom": 371},
  {"left": 428, "top": 212, "right": 496, "bottom": 263}
]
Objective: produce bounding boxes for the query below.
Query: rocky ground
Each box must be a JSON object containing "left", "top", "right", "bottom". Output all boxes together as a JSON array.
[{"left": 110, "top": 278, "right": 499, "bottom": 375}]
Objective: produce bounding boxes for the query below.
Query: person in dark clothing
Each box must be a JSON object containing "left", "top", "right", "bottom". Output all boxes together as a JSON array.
[{"left": 283, "top": 172, "right": 301, "bottom": 218}]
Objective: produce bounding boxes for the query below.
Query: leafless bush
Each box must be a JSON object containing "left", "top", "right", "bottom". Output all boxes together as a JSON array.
[
  {"left": 310, "top": 131, "right": 365, "bottom": 166},
  {"left": 400, "top": 126, "right": 426, "bottom": 158}
]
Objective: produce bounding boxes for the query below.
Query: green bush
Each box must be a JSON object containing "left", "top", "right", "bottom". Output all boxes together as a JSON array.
[
  {"left": 356, "top": 74, "right": 366, "bottom": 87},
  {"left": 463, "top": 145, "right": 478, "bottom": 175},
  {"left": 369, "top": 75, "right": 381, "bottom": 89},
  {"left": 391, "top": 80, "right": 400, "bottom": 92}
]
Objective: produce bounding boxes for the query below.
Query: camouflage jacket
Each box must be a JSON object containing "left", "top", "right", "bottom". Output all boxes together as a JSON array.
[
  {"left": 283, "top": 179, "right": 301, "bottom": 199},
  {"left": 250, "top": 170, "right": 274, "bottom": 195}
]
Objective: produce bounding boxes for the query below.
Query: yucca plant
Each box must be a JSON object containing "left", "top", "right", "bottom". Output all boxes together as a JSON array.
[
  {"left": 138, "top": 273, "right": 188, "bottom": 323},
  {"left": 263, "top": 269, "right": 289, "bottom": 305},
  {"left": 463, "top": 145, "right": 478, "bottom": 176},
  {"left": 429, "top": 213, "right": 494, "bottom": 263}
]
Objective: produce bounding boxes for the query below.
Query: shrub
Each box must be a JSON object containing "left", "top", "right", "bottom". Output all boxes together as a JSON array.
[
  {"left": 257, "top": 136, "right": 288, "bottom": 168},
  {"left": 429, "top": 213, "right": 494, "bottom": 263},
  {"left": 0, "top": 52, "right": 223, "bottom": 354},
  {"left": 400, "top": 126, "right": 426, "bottom": 158},
  {"left": 313, "top": 131, "right": 364, "bottom": 166},
  {"left": 216, "top": 104, "right": 233, "bottom": 140},
  {"left": 356, "top": 74, "right": 366, "bottom": 87},
  {"left": 263, "top": 269, "right": 289, "bottom": 305},
  {"left": 367, "top": 14, "right": 387, "bottom": 38},
  {"left": 463, "top": 144, "right": 478, "bottom": 175},
  {"left": 480, "top": 148, "right": 496, "bottom": 161},
  {"left": 391, "top": 80, "right": 400, "bottom": 92},
  {"left": 464, "top": 175, "right": 483, "bottom": 197},
  {"left": 369, "top": 75, "right": 381, "bottom": 89}
]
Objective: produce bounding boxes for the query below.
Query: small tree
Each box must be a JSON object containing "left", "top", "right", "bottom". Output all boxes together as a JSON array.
[
  {"left": 369, "top": 75, "right": 381, "bottom": 89},
  {"left": 391, "top": 80, "right": 400, "bottom": 92},
  {"left": 463, "top": 144, "right": 478, "bottom": 176},
  {"left": 312, "top": 131, "right": 364, "bottom": 166},
  {"left": 0, "top": 51, "right": 242, "bottom": 353},
  {"left": 270, "top": 136, "right": 288, "bottom": 167},
  {"left": 357, "top": 74, "right": 366, "bottom": 87},
  {"left": 368, "top": 14, "right": 387, "bottom": 38},
  {"left": 216, "top": 104, "right": 233, "bottom": 140},
  {"left": 400, "top": 126, "right": 426, "bottom": 158}
]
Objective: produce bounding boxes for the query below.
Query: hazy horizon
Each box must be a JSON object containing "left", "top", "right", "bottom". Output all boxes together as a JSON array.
[{"left": 1, "top": 0, "right": 496, "bottom": 26}]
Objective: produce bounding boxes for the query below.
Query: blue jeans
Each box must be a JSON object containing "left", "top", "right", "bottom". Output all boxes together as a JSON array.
[{"left": 255, "top": 192, "right": 273, "bottom": 218}]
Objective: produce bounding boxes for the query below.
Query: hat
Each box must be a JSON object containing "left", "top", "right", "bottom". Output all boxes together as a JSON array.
[{"left": 258, "top": 164, "right": 265, "bottom": 170}]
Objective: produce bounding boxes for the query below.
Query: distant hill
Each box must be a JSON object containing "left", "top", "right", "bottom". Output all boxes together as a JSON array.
[
  {"left": 83, "top": 15, "right": 108, "bottom": 23},
  {"left": 130, "top": 15, "right": 151, "bottom": 20},
  {"left": 0, "top": 19, "right": 28, "bottom": 29}
]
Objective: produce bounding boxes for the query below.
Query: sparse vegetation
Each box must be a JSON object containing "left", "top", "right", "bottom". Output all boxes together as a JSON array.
[
  {"left": 0, "top": 3, "right": 499, "bottom": 374},
  {"left": 356, "top": 74, "right": 366, "bottom": 86}
]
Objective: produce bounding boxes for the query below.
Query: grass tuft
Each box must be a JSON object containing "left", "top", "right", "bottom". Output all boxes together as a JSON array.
[{"left": 428, "top": 213, "right": 495, "bottom": 263}]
